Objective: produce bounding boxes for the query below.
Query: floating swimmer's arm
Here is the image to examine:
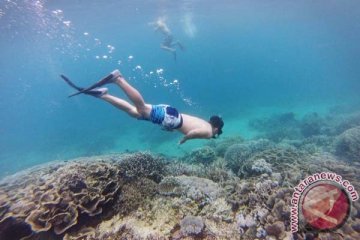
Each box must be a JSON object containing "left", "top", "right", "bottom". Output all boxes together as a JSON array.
[{"left": 179, "top": 129, "right": 210, "bottom": 144}]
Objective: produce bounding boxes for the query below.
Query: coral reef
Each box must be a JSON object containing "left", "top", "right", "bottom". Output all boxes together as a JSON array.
[
  {"left": 300, "top": 135, "right": 335, "bottom": 153},
  {"left": 265, "top": 221, "right": 286, "bottom": 239},
  {"left": 118, "top": 152, "right": 165, "bottom": 183},
  {"left": 249, "top": 146, "right": 310, "bottom": 173},
  {"left": 211, "top": 136, "right": 244, "bottom": 157},
  {"left": 179, "top": 215, "right": 205, "bottom": 237},
  {"left": 166, "top": 157, "right": 234, "bottom": 183},
  {"left": 158, "top": 176, "right": 182, "bottom": 196},
  {"left": 200, "top": 198, "right": 233, "bottom": 223},
  {"left": 115, "top": 177, "right": 158, "bottom": 216},
  {"left": 240, "top": 158, "right": 272, "bottom": 177},
  {"left": 0, "top": 153, "right": 164, "bottom": 239},
  {"left": 334, "top": 126, "right": 360, "bottom": 162},
  {"left": 1, "top": 149, "right": 358, "bottom": 240},
  {"left": 224, "top": 139, "right": 273, "bottom": 174},
  {"left": 249, "top": 112, "right": 301, "bottom": 142},
  {"left": 236, "top": 213, "right": 256, "bottom": 233},
  {"left": 299, "top": 112, "right": 324, "bottom": 138},
  {"left": 2, "top": 108, "right": 360, "bottom": 240},
  {"left": 185, "top": 146, "right": 217, "bottom": 164},
  {"left": 0, "top": 159, "right": 121, "bottom": 239},
  {"left": 159, "top": 175, "right": 223, "bottom": 204},
  {"left": 223, "top": 144, "right": 253, "bottom": 174},
  {"left": 164, "top": 160, "right": 204, "bottom": 177},
  {"left": 328, "top": 111, "right": 360, "bottom": 136},
  {"left": 202, "top": 158, "right": 235, "bottom": 183},
  {"left": 249, "top": 112, "right": 298, "bottom": 131}
]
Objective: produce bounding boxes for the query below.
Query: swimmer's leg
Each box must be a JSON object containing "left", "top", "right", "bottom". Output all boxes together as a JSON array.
[
  {"left": 100, "top": 94, "right": 142, "bottom": 118},
  {"left": 111, "top": 72, "right": 151, "bottom": 118},
  {"left": 61, "top": 70, "right": 150, "bottom": 118},
  {"left": 161, "top": 45, "right": 177, "bottom": 60}
]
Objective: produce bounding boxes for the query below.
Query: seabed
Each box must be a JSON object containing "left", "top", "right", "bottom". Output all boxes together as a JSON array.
[{"left": 1, "top": 111, "right": 360, "bottom": 240}]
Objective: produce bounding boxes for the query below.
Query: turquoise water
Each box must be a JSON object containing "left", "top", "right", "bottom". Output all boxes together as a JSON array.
[{"left": 0, "top": 0, "right": 359, "bottom": 177}]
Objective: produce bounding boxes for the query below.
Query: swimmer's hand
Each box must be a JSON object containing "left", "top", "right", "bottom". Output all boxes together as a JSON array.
[
  {"left": 179, "top": 129, "right": 209, "bottom": 145},
  {"left": 179, "top": 137, "right": 188, "bottom": 145}
]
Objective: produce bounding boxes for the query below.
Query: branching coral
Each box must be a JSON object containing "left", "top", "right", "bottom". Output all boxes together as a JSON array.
[
  {"left": 115, "top": 177, "right": 158, "bottom": 216},
  {"left": 118, "top": 152, "right": 165, "bottom": 183}
]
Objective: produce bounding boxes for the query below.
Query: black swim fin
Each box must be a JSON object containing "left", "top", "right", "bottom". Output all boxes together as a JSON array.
[
  {"left": 67, "top": 73, "right": 114, "bottom": 97},
  {"left": 60, "top": 74, "right": 84, "bottom": 92},
  {"left": 60, "top": 74, "right": 107, "bottom": 98}
]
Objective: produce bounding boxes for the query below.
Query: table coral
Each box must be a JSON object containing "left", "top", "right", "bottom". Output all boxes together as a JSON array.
[{"left": 0, "top": 153, "right": 164, "bottom": 239}]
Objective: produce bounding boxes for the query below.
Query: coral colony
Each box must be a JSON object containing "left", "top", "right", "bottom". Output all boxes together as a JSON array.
[{"left": 1, "top": 111, "right": 360, "bottom": 239}]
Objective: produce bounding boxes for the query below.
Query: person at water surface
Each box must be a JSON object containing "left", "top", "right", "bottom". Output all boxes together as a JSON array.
[
  {"left": 150, "top": 17, "right": 184, "bottom": 60},
  {"left": 61, "top": 70, "right": 224, "bottom": 144}
]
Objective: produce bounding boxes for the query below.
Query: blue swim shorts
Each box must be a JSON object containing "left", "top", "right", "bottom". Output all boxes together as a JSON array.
[{"left": 149, "top": 104, "right": 183, "bottom": 130}]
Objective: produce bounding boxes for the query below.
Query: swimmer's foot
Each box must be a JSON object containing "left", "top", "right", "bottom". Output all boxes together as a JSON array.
[
  {"left": 91, "top": 69, "right": 122, "bottom": 86},
  {"left": 84, "top": 87, "right": 108, "bottom": 98},
  {"left": 68, "top": 70, "right": 122, "bottom": 97}
]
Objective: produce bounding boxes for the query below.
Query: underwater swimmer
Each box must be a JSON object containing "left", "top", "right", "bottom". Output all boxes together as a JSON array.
[
  {"left": 150, "top": 17, "right": 184, "bottom": 60},
  {"left": 61, "top": 70, "right": 224, "bottom": 144}
]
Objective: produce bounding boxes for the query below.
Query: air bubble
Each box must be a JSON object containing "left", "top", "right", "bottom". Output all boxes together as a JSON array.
[
  {"left": 63, "top": 20, "right": 71, "bottom": 27},
  {"left": 107, "top": 44, "right": 115, "bottom": 53}
]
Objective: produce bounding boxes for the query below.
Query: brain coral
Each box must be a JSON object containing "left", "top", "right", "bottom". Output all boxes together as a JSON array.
[
  {"left": 240, "top": 158, "right": 272, "bottom": 177},
  {"left": 224, "top": 144, "right": 253, "bottom": 174},
  {"left": 224, "top": 140, "right": 273, "bottom": 174},
  {"left": 186, "top": 146, "right": 217, "bottom": 164},
  {"left": 180, "top": 215, "right": 205, "bottom": 237},
  {"left": 214, "top": 136, "right": 244, "bottom": 157},
  {"left": 0, "top": 152, "right": 164, "bottom": 239}
]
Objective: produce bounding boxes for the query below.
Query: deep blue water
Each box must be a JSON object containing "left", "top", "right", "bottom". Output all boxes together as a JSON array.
[{"left": 0, "top": 0, "right": 359, "bottom": 177}]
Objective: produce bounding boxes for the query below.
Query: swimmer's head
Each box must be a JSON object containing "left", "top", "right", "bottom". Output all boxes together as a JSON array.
[{"left": 209, "top": 115, "right": 224, "bottom": 138}]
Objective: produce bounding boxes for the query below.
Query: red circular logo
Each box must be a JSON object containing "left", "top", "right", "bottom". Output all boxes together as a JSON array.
[{"left": 301, "top": 182, "right": 350, "bottom": 231}]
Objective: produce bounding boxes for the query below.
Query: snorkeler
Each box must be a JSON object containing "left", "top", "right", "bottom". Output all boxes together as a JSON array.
[
  {"left": 150, "top": 17, "right": 184, "bottom": 60},
  {"left": 61, "top": 69, "right": 223, "bottom": 144}
]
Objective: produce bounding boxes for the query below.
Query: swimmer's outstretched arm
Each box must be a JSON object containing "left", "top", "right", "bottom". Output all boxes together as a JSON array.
[{"left": 179, "top": 129, "right": 211, "bottom": 144}]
